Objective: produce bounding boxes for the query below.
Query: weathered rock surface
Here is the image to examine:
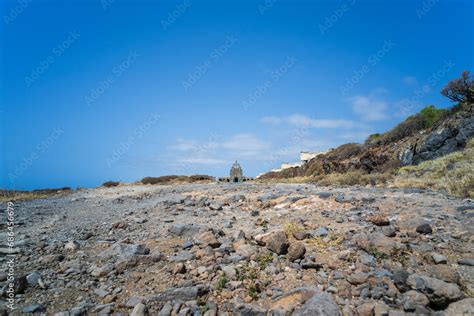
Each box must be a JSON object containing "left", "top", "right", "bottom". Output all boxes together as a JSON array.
[{"left": 2, "top": 182, "right": 472, "bottom": 315}]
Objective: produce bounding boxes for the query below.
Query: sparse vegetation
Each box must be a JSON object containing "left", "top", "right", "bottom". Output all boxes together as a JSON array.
[
  {"left": 368, "top": 246, "right": 388, "bottom": 260},
  {"left": 283, "top": 221, "right": 304, "bottom": 236},
  {"left": 441, "top": 70, "right": 474, "bottom": 104},
  {"left": 312, "top": 171, "right": 393, "bottom": 187},
  {"left": 393, "top": 138, "right": 474, "bottom": 198},
  {"left": 216, "top": 275, "right": 228, "bottom": 291},
  {"left": 256, "top": 253, "right": 274, "bottom": 270},
  {"left": 0, "top": 187, "right": 72, "bottom": 202},
  {"left": 102, "top": 181, "right": 120, "bottom": 187},
  {"left": 141, "top": 175, "right": 214, "bottom": 185}
]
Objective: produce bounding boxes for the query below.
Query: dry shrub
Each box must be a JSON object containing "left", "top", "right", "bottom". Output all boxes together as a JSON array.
[
  {"left": 0, "top": 187, "right": 72, "bottom": 202},
  {"left": 102, "top": 181, "right": 120, "bottom": 187},
  {"left": 141, "top": 175, "right": 214, "bottom": 185},
  {"left": 189, "top": 174, "right": 214, "bottom": 181}
]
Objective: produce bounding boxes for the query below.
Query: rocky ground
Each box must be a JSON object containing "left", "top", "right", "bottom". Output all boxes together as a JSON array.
[{"left": 1, "top": 183, "right": 473, "bottom": 315}]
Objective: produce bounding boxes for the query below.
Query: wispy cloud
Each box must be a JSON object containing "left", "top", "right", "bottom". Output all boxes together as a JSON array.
[
  {"left": 165, "top": 133, "right": 270, "bottom": 169},
  {"left": 349, "top": 91, "right": 389, "bottom": 121},
  {"left": 222, "top": 133, "right": 270, "bottom": 155},
  {"left": 176, "top": 157, "right": 226, "bottom": 165},
  {"left": 261, "top": 113, "right": 364, "bottom": 129},
  {"left": 169, "top": 138, "right": 218, "bottom": 152}
]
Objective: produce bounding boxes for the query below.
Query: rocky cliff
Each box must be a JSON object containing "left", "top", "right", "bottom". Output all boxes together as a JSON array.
[{"left": 260, "top": 103, "right": 474, "bottom": 180}]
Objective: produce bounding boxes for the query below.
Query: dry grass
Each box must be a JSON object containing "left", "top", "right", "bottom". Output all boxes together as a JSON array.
[
  {"left": 393, "top": 138, "right": 474, "bottom": 198},
  {"left": 0, "top": 188, "right": 72, "bottom": 202},
  {"left": 307, "top": 235, "right": 344, "bottom": 254},
  {"left": 313, "top": 171, "right": 393, "bottom": 186},
  {"left": 283, "top": 221, "right": 305, "bottom": 236}
]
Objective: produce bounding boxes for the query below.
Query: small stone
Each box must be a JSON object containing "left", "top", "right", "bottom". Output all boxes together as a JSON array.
[
  {"left": 255, "top": 230, "right": 289, "bottom": 255},
  {"left": 392, "top": 269, "right": 410, "bottom": 292},
  {"left": 457, "top": 258, "right": 474, "bottom": 266},
  {"left": 130, "top": 303, "right": 147, "bottom": 316},
  {"left": 173, "top": 262, "right": 186, "bottom": 274},
  {"left": 91, "top": 263, "right": 114, "bottom": 277},
  {"left": 64, "top": 240, "right": 80, "bottom": 251},
  {"left": 293, "top": 231, "right": 309, "bottom": 240},
  {"left": 402, "top": 290, "right": 429, "bottom": 311},
  {"left": 382, "top": 226, "right": 397, "bottom": 237},
  {"left": 370, "top": 214, "right": 390, "bottom": 226},
  {"left": 310, "top": 227, "right": 329, "bottom": 237},
  {"left": 158, "top": 302, "right": 173, "bottom": 315},
  {"left": 293, "top": 292, "right": 342, "bottom": 315},
  {"left": 198, "top": 231, "right": 221, "bottom": 248},
  {"left": 94, "top": 288, "right": 109, "bottom": 298},
  {"left": 416, "top": 223, "right": 432, "bottom": 234},
  {"left": 430, "top": 265, "right": 460, "bottom": 284},
  {"left": 432, "top": 253, "right": 447, "bottom": 264},
  {"left": 26, "top": 271, "right": 41, "bottom": 286},
  {"left": 346, "top": 272, "right": 369, "bottom": 285},
  {"left": 22, "top": 304, "right": 46, "bottom": 313},
  {"left": 287, "top": 242, "right": 306, "bottom": 261},
  {"left": 356, "top": 302, "right": 375, "bottom": 316}
]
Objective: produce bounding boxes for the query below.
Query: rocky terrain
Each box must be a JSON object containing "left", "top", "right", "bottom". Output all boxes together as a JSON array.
[{"left": 1, "top": 183, "right": 473, "bottom": 315}]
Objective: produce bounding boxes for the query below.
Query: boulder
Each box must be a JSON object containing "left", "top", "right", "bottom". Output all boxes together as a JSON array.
[
  {"left": 444, "top": 298, "right": 474, "bottom": 316},
  {"left": 287, "top": 242, "right": 306, "bottom": 261},
  {"left": 292, "top": 292, "right": 341, "bottom": 316},
  {"left": 416, "top": 223, "right": 432, "bottom": 234},
  {"left": 168, "top": 224, "right": 202, "bottom": 237},
  {"left": 198, "top": 231, "right": 221, "bottom": 248},
  {"left": 353, "top": 232, "right": 403, "bottom": 256},
  {"left": 255, "top": 230, "right": 289, "bottom": 255},
  {"left": 406, "top": 273, "right": 463, "bottom": 307},
  {"left": 270, "top": 287, "right": 319, "bottom": 312}
]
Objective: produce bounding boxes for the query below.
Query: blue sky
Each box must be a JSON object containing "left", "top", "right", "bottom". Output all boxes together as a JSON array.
[{"left": 1, "top": 0, "right": 473, "bottom": 190}]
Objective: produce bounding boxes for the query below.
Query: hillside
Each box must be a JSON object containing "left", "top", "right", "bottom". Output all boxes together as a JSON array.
[{"left": 259, "top": 101, "right": 473, "bottom": 196}]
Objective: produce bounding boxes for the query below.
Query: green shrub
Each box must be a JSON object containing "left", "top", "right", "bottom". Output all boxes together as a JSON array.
[{"left": 420, "top": 105, "right": 446, "bottom": 128}]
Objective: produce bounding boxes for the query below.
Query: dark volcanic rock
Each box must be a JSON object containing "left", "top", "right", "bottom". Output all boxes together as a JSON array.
[{"left": 416, "top": 223, "right": 433, "bottom": 234}]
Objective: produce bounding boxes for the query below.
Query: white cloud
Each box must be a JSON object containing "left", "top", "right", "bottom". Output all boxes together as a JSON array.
[
  {"left": 350, "top": 94, "right": 388, "bottom": 121},
  {"left": 260, "top": 116, "right": 282, "bottom": 124},
  {"left": 261, "top": 113, "right": 364, "bottom": 129},
  {"left": 177, "top": 157, "right": 226, "bottom": 165},
  {"left": 222, "top": 134, "right": 270, "bottom": 155}
]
